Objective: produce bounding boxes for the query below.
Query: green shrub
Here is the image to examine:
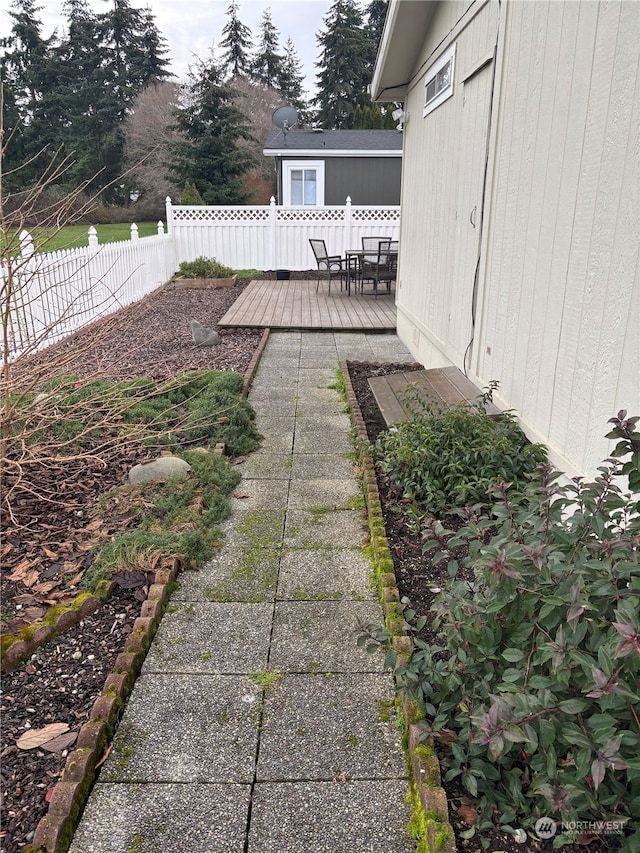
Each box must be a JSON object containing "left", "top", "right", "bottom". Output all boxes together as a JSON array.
[
  {"left": 177, "top": 256, "right": 234, "bottom": 279},
  {"left": 362, "top": 413, "right": 640, "bottom": 850},
  {"left": 181, "top": 181, "right": 205, "bottom": 205},
  {"left": 374, "top": 389, "right": 546, "bottom": 516}
]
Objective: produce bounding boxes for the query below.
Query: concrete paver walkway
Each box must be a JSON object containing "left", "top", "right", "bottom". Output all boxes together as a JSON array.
[{"left": 70, "top": 331, "right": 415, "bottom": 853}]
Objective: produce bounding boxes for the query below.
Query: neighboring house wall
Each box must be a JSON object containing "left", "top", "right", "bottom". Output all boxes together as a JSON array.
[
  {"left": 275, "top": 155, "right": 402, "bottom": 205},
  {"left": 325, "top": 157, "right": 402, "bottom": 205},
  {"left": 388, "top": 0, "right": 638, "bottom": 478}
]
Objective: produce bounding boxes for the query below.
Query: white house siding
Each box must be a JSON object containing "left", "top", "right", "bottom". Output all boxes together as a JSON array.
[
  {"left": 396, "top": 0, "right": 639, "bottom": 478},
  {"left": 396, "top": 0, "right": 500, "bottom": 368},
  {"left": 476, "top": 0, "right": 639, "bottom": 476}
]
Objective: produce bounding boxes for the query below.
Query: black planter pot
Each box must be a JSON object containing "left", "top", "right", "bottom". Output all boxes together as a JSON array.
[{"left": 276, "top": 269, "right": 290, "bottom": 280}]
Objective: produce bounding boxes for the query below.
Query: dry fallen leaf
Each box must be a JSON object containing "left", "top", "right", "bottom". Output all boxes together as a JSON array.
[
  {"left": 233, "top": 492, "right": 250, "bottom": 499},
  {"left": 457, "top": 804, "right": 478, "bottom": 826},
  {"left": 23, "top": 569, "right": 40, "bottom": 589},
  {"left": 40, "top": 731, "right": 77, "bottom": 753},
  {"left": 16, "top": 723, "right": 70, "bottom": 750},
  {"left": 7, "top": 559, "right": 35, "bottom": 582}
]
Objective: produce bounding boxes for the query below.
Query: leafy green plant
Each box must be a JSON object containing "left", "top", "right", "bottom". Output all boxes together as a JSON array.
[
  {"left": 362, "top": 416, "right": 640, "bottom": 850},
  {"left": 374, "top": 388, "right": 546, "bottom": 517},
  {"left": 177, "top": 256, "right": 234, "bottom": 279}
]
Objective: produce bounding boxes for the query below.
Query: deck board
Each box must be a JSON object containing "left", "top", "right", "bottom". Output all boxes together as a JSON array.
[
  {"left": 368, "top": 367, "right": 501, "bottom": 426},
  {"left": 218, "top": 279, "right": 396, "bottom": 330}
]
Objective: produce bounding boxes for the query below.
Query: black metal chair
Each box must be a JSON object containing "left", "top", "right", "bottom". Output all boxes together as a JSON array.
[
  {"left": 309, "top": 239, "right": 354, "bottom": 294},
  {"left": 359, "top": 240, "right": 396, "bottom": 296}
]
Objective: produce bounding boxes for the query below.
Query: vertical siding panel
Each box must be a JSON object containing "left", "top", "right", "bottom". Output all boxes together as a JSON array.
[{"left": 575, "top": 0, "right": 640, "bottom": 468}]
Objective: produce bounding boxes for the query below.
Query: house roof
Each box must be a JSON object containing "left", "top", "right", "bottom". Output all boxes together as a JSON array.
[
  {"left": 263, "top": 129, "right": 403, "bottom": 157},
  {"left": 371, "top": 0, "right": 438, "bottom": 101}
]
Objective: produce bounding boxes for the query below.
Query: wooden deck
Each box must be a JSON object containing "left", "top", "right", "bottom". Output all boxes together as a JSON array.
[
  {"left": 218, "top": 278, "right": 396, "bottom": 330},
  {"left": 368, "top": 366, "right": 501, "bottom": 426}
]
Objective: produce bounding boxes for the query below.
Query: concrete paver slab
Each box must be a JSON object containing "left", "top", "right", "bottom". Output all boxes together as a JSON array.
[
  {"left": 276, "top": 548, "right": 374, "bottom": 601},
  {"left": 290, "top": 453, "right": 356, "bottom": 480},
  {"left": 257, "top": 674, "right": 406, "bottom": 781},
  {"left": 247, "top": 780, "right": 414, "bottom": 853},
  {"left": 175, "top": 543, "right": 280, "bottom": 604},
  {"left": 269, "top": 601, "right": 384, "bottom": 672},
  {"left": 227, "top": 479, "right": 291, "bottom": 515},
  {"left": 239, "top": 453, "right": 292, "bottom": 478},
  {"left": 69, "top": 783, "right": 250, "bottom": 853},
  {"left": 293, "top": 427, "right": 352, "bottom": 455},
  {"left": 100, "top": 674, "right": 261, "bottom": 783},
  {"left": 287, "top": 477, "right": 361, "bottom": 510},
  {"left": 284, "top": 509, "right": 367, "bottom": 549},
  {"left": 142, "top": 603, "right": 272, "bottom": 674}
]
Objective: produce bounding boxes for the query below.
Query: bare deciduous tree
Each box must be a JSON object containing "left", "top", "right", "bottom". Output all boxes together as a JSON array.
[
  {"left": 232, "top": 75, "right": 285, "bottom": 202},
  {"left": 122, "top": 81, "right": 182, "bottom": 210}
]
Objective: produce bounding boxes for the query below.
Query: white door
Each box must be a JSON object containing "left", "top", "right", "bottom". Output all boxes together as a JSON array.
[{"left": 450, "top": 60, "right": 494, "bottom": 359}]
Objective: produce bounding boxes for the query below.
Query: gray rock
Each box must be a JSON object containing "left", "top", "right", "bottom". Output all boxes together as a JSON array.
[
  {"left": 190, "top": 319, "right": 220, "bottom": 347},
  {"left": 128, "top": 456, "right": 192, "bottom": 484}
]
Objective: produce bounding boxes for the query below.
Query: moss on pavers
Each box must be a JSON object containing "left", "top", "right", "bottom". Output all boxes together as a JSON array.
[
  {"left": 256, "top": 673, "right": 406, "bottom": 782},
  {"left": 141, "top": 602, "right": 272, "bottom": 675},
  {"left": 68, "top": 783, "right": 251, "bottom": 853},
  {"left": 284, "top": 509, "right": 367, "bottom": 550},
  {"left": 276, "top": 547, "right": 374, "bottom": 602}
]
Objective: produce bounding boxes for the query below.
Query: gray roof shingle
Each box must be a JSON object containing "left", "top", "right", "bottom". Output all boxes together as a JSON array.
[{"left": 264, "top": 128, "right": 402, "bottom": 152}]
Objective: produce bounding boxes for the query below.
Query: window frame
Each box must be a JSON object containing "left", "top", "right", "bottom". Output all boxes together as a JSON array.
[
  {"left": 282, "top": 160, "right": 325, "bottom": 206},
  {"left": 422, "top": 43, "right": 456, "bottom": 118}
]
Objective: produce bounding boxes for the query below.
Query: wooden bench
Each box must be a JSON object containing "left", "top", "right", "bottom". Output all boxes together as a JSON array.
[{"left": 368, "top": 366, "right": 501, "bottom": 427}]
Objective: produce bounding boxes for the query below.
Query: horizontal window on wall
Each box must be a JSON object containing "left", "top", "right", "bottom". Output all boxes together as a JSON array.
[{"left": 423, "top": 43, "right": 456, "bottom": 117}]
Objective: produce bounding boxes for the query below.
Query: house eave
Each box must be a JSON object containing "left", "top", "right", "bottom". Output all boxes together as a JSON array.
[{"left": 371, "top": 0, "right": 439, "bottom": 101}]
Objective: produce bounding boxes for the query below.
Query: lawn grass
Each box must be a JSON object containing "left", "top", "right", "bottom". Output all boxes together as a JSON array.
[{"left": 19, "top": 222, "right": 159, "bottom": 252}]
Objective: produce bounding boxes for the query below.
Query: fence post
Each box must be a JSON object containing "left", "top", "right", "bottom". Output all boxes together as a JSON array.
[
  {"left": 157, "top": 221, "right": 164, "bottom": 236},
  {"left": 344, "top": 196, "right": 353, "bottom": 254},
  {"left": 269, "top": 196, "right": 277, "bottom": 270},
  {"left": 88, "top": 226, "right": 98, "bottom": 248},
  {"left": 19, "top": 229, "right": 34, "bottom": 260},
  {"left": 130, "top": 223, "right": 139, "bottom": 241},
  {"left": 165, "top": 197, "right": 173, "bottom": 235}
]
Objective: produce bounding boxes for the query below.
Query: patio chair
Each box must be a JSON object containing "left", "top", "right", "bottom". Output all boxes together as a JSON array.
[
  {"left": 359, "top": 239, "right": 396, "bottom": 296},
  {"left": 309, "top": 239, "right": 354, "bottom": 294}
]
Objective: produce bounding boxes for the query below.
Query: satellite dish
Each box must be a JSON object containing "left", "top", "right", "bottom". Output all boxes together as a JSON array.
[{"left": 272, "top": 105, "right": 298, "bottom": 143}]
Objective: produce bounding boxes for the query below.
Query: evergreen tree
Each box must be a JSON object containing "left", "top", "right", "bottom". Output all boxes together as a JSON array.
[
  {"left": 169, "top": 53, "right": 254, "bottom": 204},
  {"left": 1, "top": 0, "right": 53, "bottom": 180},
  {"left": 314, "top": 0, "right": 370, "bottom": 129},
  {"left": 219, "top": 2, "right": 253, "bottom": 79},
  {"left": 47, "top": 0, "right": 169, "bottom": 199},
  {"left": 277, "top": 38, "right": 309, "bottom": 124},
  {"left": 364, "top": 0, "right": 389, "bottom": 60},
  {"left": 252, "top": 8, "right": 282, "bottom": 89}
]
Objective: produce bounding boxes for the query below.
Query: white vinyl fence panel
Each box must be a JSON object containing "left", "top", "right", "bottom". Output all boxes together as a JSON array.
[
  {"left": 168, "top": 197, "right": 401, "bottom": 271},
  {"left": 4, "top": 224, "right": 174, "bottom": 360},
  {"left": 4, "top": 200, "right": 400, "bottom": 359}
]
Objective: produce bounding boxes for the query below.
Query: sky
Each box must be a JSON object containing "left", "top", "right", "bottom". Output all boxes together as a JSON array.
[{"left": 0, "top": 0, "right": 334, "bottom": 96}]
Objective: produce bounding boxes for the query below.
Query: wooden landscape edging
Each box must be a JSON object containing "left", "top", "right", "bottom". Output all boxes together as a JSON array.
[{"left": 341, "top": 359, "right": 457, "bottom": 853}]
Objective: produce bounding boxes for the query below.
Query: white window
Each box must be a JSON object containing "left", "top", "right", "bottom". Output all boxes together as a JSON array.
[
  {"left": 423, "top": 43, "right": 456, "bottom": 117},
  {"left": 283, "top": 161, "right": 325, "bottom": 205}
]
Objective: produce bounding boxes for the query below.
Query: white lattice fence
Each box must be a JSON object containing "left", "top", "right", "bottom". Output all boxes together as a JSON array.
[{"left": 168, "top": 197, "right": 401, "bottom": 271}]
